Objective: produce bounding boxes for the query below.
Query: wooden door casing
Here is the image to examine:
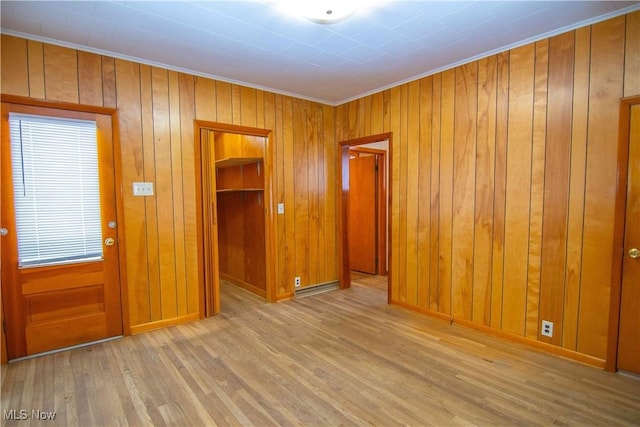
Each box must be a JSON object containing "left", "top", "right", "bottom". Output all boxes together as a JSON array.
[
  {"left": 617, "top": 102, "right": 640, "bottom": 374},
  {"left": 1, "top": 101, "right": 123, "bottom": 359}
]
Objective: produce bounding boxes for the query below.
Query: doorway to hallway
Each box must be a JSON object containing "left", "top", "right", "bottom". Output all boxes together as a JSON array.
[
  {"left": 338, "top": 133, "right": 392, "bottom": 302},
  {"left": 348, "top": 147, "right": 387, "bottom": 276}
]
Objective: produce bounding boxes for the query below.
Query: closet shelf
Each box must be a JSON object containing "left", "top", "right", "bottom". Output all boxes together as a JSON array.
[
  {"left": 216, "top": 188, "right": 263, "bottom": 193},
  {"left": 215, "top": 157, "right": 262, "bottom": 168}
]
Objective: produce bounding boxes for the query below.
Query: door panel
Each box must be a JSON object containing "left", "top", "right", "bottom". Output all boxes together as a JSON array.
[
  {"left": 349, "top": 154, "right": 377, "bottom": 274},
  {"left": 618, "top": 103, "right": 640, "bottom": 374},
  {"left": 1, "top": 114, "right": 5, "bottom": 364},
  {"left": 1, "top": 103, "right": 122, "bottom": 360}
]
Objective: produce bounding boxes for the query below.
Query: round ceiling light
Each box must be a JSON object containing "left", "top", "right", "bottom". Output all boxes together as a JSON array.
[{"left": 273, "top": 0, "right": 369, "bottom": 24}]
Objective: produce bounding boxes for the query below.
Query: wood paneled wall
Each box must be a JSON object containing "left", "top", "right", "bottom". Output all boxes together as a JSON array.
[
  {"left": 217, "top": 191, "right": 267, "bottom": 294},
  {"left": 1, "top": 10, "right": 637, "bottom": 360},
  {"left": 1, "top": 35, "right": 337, "bottom": 329},
  {"left": 336, "top": 12, "right": 640, "bottom": 360}
]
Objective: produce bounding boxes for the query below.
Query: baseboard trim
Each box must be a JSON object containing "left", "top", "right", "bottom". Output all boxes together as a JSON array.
[
  {"left": 130, "top": 313, "right": 200, "bottom": 335},
  {"left": 220, "top": 273, "right": 267, "bottom": 298},
  {"left": 276, "top": 292, "right": 295, "bottom": 301},
  {"left": 390, "top": 300, "right": 606, "bottom": 369}
]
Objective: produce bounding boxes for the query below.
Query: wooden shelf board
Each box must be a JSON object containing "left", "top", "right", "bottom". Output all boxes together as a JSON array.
[
  {"left": 215, "top": 157, "right": 262, "bottom": 168},
  {"left": 216, "top": 188, "right": 264, "bottom": 193}
]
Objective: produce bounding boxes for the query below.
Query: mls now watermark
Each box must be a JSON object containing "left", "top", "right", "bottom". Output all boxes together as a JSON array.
[{"left": 4, "top": 409, "right": 56, "bottom": 421}]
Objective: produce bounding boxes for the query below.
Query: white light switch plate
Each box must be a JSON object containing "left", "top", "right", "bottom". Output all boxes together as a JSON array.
[
  {"left": 277, "top": 203, "right": 285, "bottom": 214},
  {"left": 133, "top": 182, "right": 154, "bottom": 196}
]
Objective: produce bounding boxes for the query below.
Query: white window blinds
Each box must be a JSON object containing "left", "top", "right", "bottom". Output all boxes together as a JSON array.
[{"left": 9, "top": 113, "right": 103, "bottom": 267}]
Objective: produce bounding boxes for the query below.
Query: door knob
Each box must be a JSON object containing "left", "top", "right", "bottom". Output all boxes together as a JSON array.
[
  {"left": 104, "top": 237, "right": 115, "bottom": 247},
  {"left": 0, "top": 227, "right": 7, "bottom": 236},
  {"left": 630, "top": 248, "right": 640, "bottom": 259}
]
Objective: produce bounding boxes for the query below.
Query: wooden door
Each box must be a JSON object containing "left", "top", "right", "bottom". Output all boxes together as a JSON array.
[
  {"left": 349, "top": 154, "right": 377, "bottom": 274},
  {"left": 617, "top": 103, "right": 640, "bottom": 374},
  {"left": 1, "top": 122, "right": 5, "bottom": 364},
  {"left": 1, "top": 103, "right": 123, "bottom": 360}
]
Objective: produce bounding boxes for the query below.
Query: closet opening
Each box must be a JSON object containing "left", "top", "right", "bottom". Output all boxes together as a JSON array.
[{"left": 195, "top": 122, "right": 275, "bottom": 316}]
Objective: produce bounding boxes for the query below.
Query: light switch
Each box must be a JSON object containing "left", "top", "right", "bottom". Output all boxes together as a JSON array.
[
  {"left": 277, "top": 203, "right": 285, "bottom": 214},
  {"left": 133, "top": 182, "right": 154, "bottom": 196}
]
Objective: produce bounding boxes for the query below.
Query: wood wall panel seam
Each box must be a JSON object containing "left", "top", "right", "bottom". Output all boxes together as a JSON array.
[
  {"left": 562, "top": 26, "right": 590, "bottom": 352},
  {"left": 27, "top": 40, "right": 45, "bottom": 99},
  {"left": 430, "top": 74, "right": 442, "bottom": 312},
  {"left": 538, "top": 33, "right": 574, "bottom": 346},
  {"left": 491, "top": 51, "right": 509, "bottom": 331},
  {"left": 417, "top": 77, "right": 433, "bottom": 310},
  {"left": 473, "top": 56, "right": 497, "bottom": 326},
  {"left": 576, "top": 16, "right": 625, "bottom": 359},
  {"left": 451, "top": 63, "right": 478, "bottom": 321},
  {"left": 168, "top": 71, "right": 188, "bottom": 317},
  {"left": 525, "top": 40, "right": 548, "bottom": 340},
  {"left": 115, "top": 59, "right": 150, "bottom": 326}
]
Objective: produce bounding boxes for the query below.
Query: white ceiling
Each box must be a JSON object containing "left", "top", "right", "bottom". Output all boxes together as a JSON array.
[{"left": 2, "top": 1, "right": 639, "bottom": 105}]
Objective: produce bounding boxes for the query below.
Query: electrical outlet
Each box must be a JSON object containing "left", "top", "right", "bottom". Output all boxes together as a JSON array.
[
  {"left": 294, "top": 276, "right": 301, "bottom": 288},
  {"left": 541, "top": 320, "right": 554, "bottom": 338}
]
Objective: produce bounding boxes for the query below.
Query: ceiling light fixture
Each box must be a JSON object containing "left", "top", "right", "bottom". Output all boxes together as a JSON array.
[{"left": 272, "top": 0, "right": 370, "bottom": 24}]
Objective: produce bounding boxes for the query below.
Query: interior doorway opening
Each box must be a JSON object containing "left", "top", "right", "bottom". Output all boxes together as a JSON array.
[
  {"left": 348, "top": 147, "right": 387, "bottom": 276},
  {"left": 338, "top": 133, "right": 392, "bottom": 302},
  {"left": 195, "top": 121, "right": 275, "bottom": 317}
]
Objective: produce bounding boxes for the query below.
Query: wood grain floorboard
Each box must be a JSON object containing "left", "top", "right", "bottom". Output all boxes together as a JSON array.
[{"left": 2, "top": 276, "right": 639, "bottom": 426}]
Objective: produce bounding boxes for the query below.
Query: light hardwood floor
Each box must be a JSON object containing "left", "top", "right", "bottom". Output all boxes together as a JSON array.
[{"left": 2, "top": 275, "right": 639, "bottom": 426}]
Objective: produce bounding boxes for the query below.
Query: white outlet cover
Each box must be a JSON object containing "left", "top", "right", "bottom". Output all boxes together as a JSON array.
[
  {"left": 133, "top": 182, "right": 154, "bottom": 196},
  {"left": 541, "top": 320, "right": 554, "bottom": 337}
]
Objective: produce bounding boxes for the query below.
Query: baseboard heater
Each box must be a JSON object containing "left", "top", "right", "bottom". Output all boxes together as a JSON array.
[{"left": 294, "top": 280, "right": 339, "bottom": 298}]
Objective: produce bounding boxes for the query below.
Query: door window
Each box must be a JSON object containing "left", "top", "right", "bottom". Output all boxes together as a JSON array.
[{"left": 9, "top": 113, "right": 103, "bottom": 267}]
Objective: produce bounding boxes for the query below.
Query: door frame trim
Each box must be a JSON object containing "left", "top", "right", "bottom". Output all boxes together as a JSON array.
[
  {"left": 606, "top": 95, "right": 640, "bottom": 372},
  {"left": 0, "top": 94, "right": 130, "bottom": 357},
  {"left": 337, "top": 132, "right": 393, "bottom": 302},
  {"left": 193, "top": 120, "right": 276, "bottom": 318}
]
